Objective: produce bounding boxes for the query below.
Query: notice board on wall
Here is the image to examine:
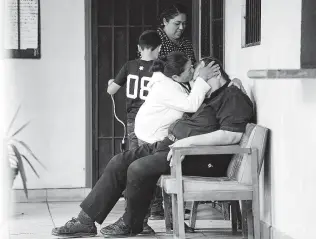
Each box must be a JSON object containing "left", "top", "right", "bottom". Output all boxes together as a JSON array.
[{"left": 4, "top": 0, "right": 41, "bottom": 59}]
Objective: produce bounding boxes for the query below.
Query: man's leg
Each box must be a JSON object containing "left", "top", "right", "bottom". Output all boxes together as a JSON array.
[
  {"left": 123, "top": 151, "right": 170, "bottom": 234},
  {"left": 52, "top": 144, "right": 153, "bottom": 237},
  {"left": 101, "top": 143, "right": 171, "bottom": 236},
  {"left": 149, "top": 187, "right": 164, "bottom": 219}
]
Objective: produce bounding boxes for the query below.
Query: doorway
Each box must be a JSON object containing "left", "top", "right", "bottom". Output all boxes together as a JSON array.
[{"left": 91, "top": 0, "right": 194, "bottom": 184}]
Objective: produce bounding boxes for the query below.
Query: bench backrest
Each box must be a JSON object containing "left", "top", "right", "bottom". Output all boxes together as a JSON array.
[{"left": 226, "top": 123, "right": 269, "bottom": 184}]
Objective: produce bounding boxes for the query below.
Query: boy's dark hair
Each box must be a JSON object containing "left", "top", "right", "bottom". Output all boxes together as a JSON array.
[
  {"left": 151, "top": 51, "right": 189, "bottom": 78},
  {"left": 201, "top": 57, "right": 230, "bottom": 81},
  {"left": 138, "top": 30, "right": 161, "bottom": 51},
  {"left": 159, "top": 3, "right": 188, "bottom": 25}
]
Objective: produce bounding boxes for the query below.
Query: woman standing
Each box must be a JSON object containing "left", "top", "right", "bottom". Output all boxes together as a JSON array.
[
  {"left": 147, "top": 3, "right": 197, "bottom": 221},
  {"left": 138, "top": 4, "right": 196, "bottom": 64},
  {"left": 157, "top": 3, "right": 196, "bottom": 64}
]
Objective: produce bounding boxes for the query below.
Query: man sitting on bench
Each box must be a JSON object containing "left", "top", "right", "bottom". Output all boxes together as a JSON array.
[{"left": 52, "top": 57, "right": 254, "bottom": 238}]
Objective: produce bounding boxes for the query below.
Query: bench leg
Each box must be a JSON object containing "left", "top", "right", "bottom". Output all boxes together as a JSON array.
[
  {"left": 172, "top": 193, "right": 185, "bottom": 239},
  {"left": 231, "top": 201, "right": 238, "bottom": 233},
  {"left": 189, "top": 201, "right": 198, "bottom": 228},
  {"left": 241, "top": 200, "right": 254, "bottom": 239},
  {"left": 163, "top": 189, "right": 172, "bottom": 234},
  {"left": 252, "top": 186, "right": 261, "bottom": 239}
]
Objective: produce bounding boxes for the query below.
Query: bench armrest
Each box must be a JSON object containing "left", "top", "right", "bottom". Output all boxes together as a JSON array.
[
  {"left": 170, "top": 145, "right": 258, "bottom": 187},
  {"left": 172, "top": 145, "right": 251, "bottom": 156}
]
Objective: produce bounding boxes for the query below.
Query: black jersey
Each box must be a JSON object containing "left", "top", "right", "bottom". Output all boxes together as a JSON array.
[{"left": 114, "top": 59, "right": 154, "bottom": 122}]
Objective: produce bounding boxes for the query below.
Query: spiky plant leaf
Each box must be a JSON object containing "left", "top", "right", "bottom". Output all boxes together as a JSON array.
[
  {"left": 10, "top": 121, "right": 31, "bottom": 137},
  {"left": 21, "top": 155, "right": 40, "bottom": 178},
  {"left": 6, "top": 104, "right": 21, "bottom": 136},
  {"left": 11, "top": 144, "right": 28, "bottom": 199},
  {"left": 12, "top": 139, "right": 46, "bottom": 170}
]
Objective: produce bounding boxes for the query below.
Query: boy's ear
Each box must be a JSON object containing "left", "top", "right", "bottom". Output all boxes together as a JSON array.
[{"left": 137, "top": 45, "right": 142, "bottom": 53}]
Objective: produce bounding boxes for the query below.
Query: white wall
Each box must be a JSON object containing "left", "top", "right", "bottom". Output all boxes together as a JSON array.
[
  {"left": 4, "top": 0, "right": 86, "bottom": 189},
  {"left": 225, "top": 1, "right": 316, "bottom": 239},
  {"left": 225, "top": 0, "right": 302, "bottom": 99}
]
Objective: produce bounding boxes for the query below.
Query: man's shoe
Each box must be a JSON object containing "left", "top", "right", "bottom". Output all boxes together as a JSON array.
[
  {"left": 150, "top": 200, "right": 164, "bottom": 220},
  {"left": 52, "top": 217, "right": 97, "bottom": 237},
  {"left": 141, "top": 222, "right": 155, "bottom": 235},
  {"left": 100, "top": 217, "right": 136, "bottom": 238}
]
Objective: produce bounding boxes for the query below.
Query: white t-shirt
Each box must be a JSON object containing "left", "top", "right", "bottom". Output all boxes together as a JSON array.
[{"left": 135, "top": 72, "right": 210, "bottom": 144}]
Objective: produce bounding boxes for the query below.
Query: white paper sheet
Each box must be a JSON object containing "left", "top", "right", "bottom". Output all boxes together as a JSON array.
[
  {"left": 4, "top": 0, "right": 19, "bottom": 49},
  {"left": 20, "top": 0, "right": 38, "bottom": 49}
]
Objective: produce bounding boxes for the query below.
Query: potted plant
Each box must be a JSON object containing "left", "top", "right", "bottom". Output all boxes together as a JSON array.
[{"left": 6, "top": 105, "right": 45, "bottom": 198}]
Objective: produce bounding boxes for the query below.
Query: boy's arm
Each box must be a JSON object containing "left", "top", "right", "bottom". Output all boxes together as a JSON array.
[
  {"left": 107, "top": 79, "right": 121, "bottom": 95},
  {"left": 107, "top": 62, "right": 128, "bottom": 95}
]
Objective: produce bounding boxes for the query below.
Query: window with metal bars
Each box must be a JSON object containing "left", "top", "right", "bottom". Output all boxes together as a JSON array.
[
  {"left": 200, "top": 0, "right": 224, "bottom": 63},
  {"left": 242, "top": 0, "right": 261, "bottom": 47}
]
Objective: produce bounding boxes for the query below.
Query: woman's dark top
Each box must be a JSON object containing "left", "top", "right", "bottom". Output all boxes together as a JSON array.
[{"left": 157, "top": 28, "right": 196, "bottom": 64}]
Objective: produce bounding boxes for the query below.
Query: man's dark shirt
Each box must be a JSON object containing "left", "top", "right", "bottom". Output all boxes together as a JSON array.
[{"left": 168, "top": 81, "right": 254, "bottom": 139}]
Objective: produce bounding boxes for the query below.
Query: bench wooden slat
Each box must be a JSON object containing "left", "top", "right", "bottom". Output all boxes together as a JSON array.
[{"left": 162, "top": 177, "right": 253, "bottom": 194}]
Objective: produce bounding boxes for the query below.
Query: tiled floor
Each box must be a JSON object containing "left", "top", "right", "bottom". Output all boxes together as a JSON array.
[{"left": 9, "top": 199, "right": 243, "bottom": 239}]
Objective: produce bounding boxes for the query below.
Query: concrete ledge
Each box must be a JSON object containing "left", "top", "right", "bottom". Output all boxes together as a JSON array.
[
  {"left": 247, "top": 69, "right": 316, "bottom": 79},
  {"left": 12, "top": 188, "right": 92, "bottom": 203}
]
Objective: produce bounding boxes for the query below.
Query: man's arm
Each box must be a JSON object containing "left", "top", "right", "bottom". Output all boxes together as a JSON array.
[
  {"left": 173, "top": 130, "right": 242, "bottom": 147},
  {"left": 167, "top": 130, "right": 242, "bottom": 162}
]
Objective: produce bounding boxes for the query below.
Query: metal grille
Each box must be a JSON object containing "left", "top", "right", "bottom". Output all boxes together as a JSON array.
[
  {"left": 200, "top": 0, "right": 224, "bottom": 63},
  {"left": 245, "top": 0, "right": 261, "bottom": 45},
  {"left": 211, "top": 0, "right": 224, "bottom": 63},
  {"left": 200, "top": 0, "right": 210, "bottom": 58}
]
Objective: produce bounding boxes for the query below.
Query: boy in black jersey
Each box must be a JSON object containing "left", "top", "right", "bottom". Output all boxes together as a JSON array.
[{"left": 107, "top": 30, "right": 161, "bottom": 150}]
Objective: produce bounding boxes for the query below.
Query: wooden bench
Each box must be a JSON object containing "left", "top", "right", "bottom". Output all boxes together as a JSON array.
[{"left": 160, "top": 123, "right": 269, "bottom": 239}]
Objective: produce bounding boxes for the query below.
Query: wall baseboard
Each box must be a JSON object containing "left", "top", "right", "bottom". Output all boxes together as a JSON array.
[
  {"left": 12, "top": 188, "right": 92, "bottom": 203},
  {"left": 261, "top": 220, "right": 295, "bottom": 239}
]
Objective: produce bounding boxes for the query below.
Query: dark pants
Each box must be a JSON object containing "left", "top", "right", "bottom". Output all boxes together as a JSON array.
[
  {"left": 127, "top": 122, "right": 138, "bottom": 150},
  {"left": 80, "top": 137, "right": 232, "bottom": 234}
]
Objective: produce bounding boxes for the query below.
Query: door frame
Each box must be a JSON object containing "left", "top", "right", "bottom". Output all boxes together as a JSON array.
[{"left": 84, "top": 0, "right": 94, "bottom": 188}]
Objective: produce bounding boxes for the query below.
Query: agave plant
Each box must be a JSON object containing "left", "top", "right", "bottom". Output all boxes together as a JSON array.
[{"left": 6, "top": 105, "right": 46, "bottom": 198}]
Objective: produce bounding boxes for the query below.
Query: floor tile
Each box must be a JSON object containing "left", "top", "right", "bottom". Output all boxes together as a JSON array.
[{"left": 10, "top": 200, "right": 242, "bottom": 239}]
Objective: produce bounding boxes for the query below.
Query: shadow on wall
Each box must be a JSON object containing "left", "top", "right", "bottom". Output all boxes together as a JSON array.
[{"left": 262, "top": 130, "right": 272, "bottom": 224}]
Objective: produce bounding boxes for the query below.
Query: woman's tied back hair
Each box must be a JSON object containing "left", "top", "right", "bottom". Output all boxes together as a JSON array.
[
  {"left": 159, "top": 3, "right": 188, "bottom": 25},
  {"left": 201, "top": 56, "right": 230, "bottom": 81},
  {"left": 150, "top": 51, "right": 189, "bottom": 78}
]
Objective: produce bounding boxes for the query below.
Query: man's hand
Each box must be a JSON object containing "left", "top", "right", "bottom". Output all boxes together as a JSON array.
[
  {"left": 167, "top": 139, "right": 189, "bottom": 167},
  {"left": 198, "top": 61, "right": 221, "bottom": 81},
  {"left": 229, "top": 78, "right": 247, "bottom": 95}
]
